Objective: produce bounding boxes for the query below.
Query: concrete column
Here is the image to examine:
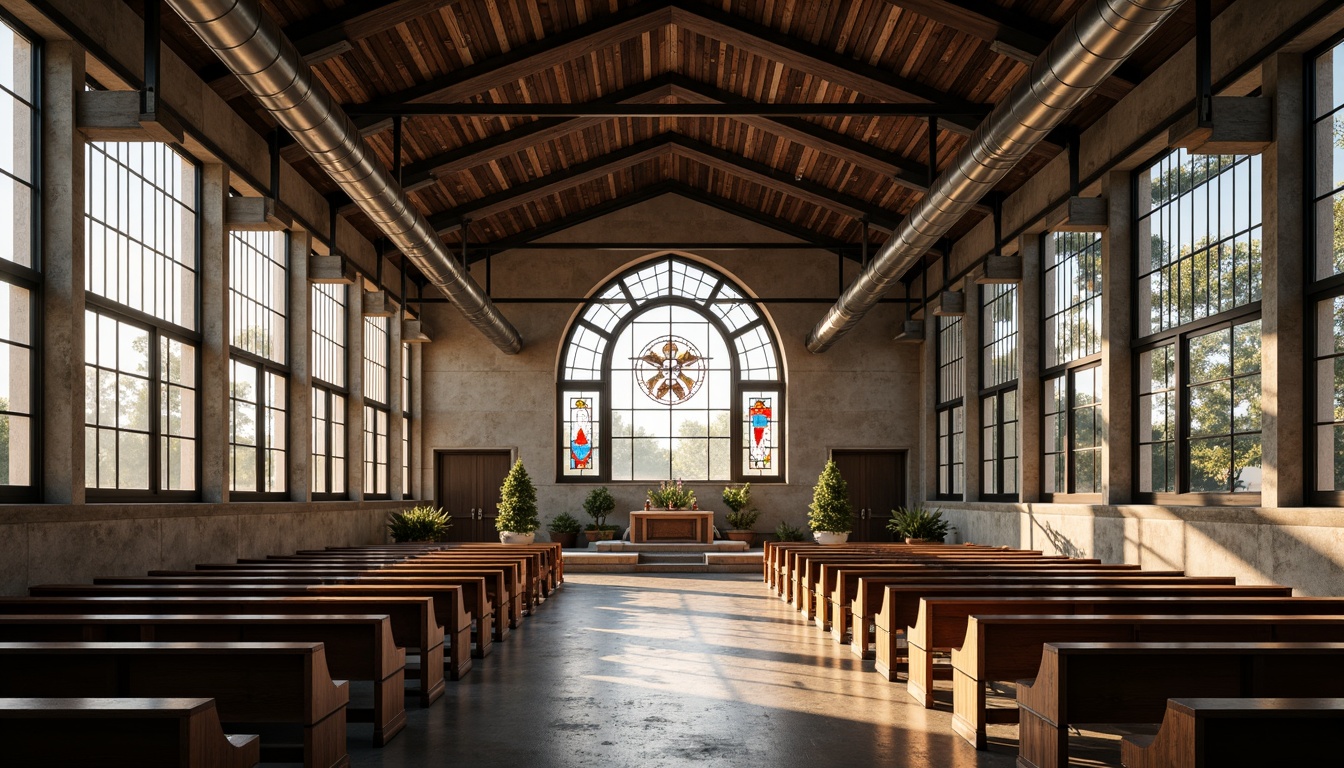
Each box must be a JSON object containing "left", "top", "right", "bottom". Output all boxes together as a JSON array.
[
  {"left": 40, "top": 42, "right": 85, "bottom": 504},
  {"left": 411, "top": 341, "right": 424, "bottom": 500},
  {"left": 199, "top": 164, "right": 230, "bottom": 503},
  {"left": 1017, "top": 235, "right": 1043, "bottom": 503},
  {"left": 286, "top": 232, "right": 312, "bottom": 502},
  {"left": 388, "top": 315, "right": 404, "bottom": 501},
  {"left": 962, "top": 282, "right": 982, "bottom": 500},
  {"left": 1101, "top": 171, "right": 1134, "bottom": 505},
  {"left": 1261, "top": 53, "right": 1306, "bottom": 508},
  {"left": 346, "top": 290, "right": 365, "bottom": 500}
]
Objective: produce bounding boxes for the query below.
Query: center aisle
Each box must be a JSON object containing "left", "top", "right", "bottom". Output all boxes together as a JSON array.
[{"left": 348, "top": 573, "right": 1016, "bottom": 768}]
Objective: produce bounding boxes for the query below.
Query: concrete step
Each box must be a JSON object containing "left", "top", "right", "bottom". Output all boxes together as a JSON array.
[{"left": 638, "top": 553, "right": 707, "bottom": 565}]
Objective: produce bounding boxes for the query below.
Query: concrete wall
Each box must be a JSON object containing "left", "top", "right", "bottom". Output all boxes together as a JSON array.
[
  {"left": 0, "top": 501, "right": 402, "bottom": 595},
  {"left": 419, "top": 193, "right": 921, "bottom": 535}
]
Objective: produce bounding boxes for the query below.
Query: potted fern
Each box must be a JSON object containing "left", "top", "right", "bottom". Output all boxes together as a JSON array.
[
  {"left": 774, "top": 520, "right": 807, "bottom": 542},
  {"left": 386, "top": 505, "right": 451, "bottom": 543},
  {"left": 547, "top": 512, "right": 582, "bottom": 549},
  {"left": 722, "top": 483, "right": 759, "bottom": 545},
  {"left": 888, "top": 505, "right": 952, "bottom": 544},
  {"left": 583, "top": 486, "right": 618, "bottom": 543},
  {"left": 807, "top": 459, "right": 853, "bottom": 545},
  {"left": 496, "top": 460, "right": 540, "bottom": 544}
]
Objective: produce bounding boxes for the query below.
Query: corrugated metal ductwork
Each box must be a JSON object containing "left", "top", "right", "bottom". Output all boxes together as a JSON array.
[
  {"left": 806, "top": 0, "right": 1186, "bottom": 353},
  {"left": 164, "top": 0, "right": 523, "bottom": 354}
]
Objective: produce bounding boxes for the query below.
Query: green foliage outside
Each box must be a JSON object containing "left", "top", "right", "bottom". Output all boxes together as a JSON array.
[
  {"left": 386, "top": 505, "right": 450, "bottom": 542},
  {"left": 582, "top": 486, "right": 617, "bottom": 531},
  {"left": 610, "top": 411, "right": 732, "bottom": 480},
  {"left": 774, "top": 521, "right": 807, "bottom": 542},
  {"left": 887, "top": 505, "right": 952, "bottom": 541},
  {"left": 547, "top": 511, "right": 582, "bottom": 534},
  {"left": 495, "top": 460, "right": 540, "bottom": 533},
  {"left": 807, "top": 460, "right": 852, "bottom": 533}
]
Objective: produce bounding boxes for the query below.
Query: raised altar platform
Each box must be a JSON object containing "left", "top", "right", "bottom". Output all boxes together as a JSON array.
[
  {"left": 593, "top": 541, "right": 748, "bottom": 553},
  {"left": 563, "top": 541, "right": 759, "bottom": 573}
]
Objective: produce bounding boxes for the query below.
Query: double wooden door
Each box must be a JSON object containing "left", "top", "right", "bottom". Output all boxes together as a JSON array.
[
  {"left": 831, "top": 450, "right": 907, "bottom": 542},
  {"left": 434, "top": 450, "right": 513, "bottom": 542}
]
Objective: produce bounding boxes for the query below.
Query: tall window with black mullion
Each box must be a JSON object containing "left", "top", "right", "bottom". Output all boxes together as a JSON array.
[
  {"left": 0, "top": 18, "right": 38, "bottom": 498},
  {"left": 311, "top": 282, "right": 347, "bottom": 497},
  {"left": 1135, "top": 148, "right": 1262, "bottom": 497},
  {"left": 363, "top": 315, "right": 390, "bottom": 497},
  {"left": 1042, "top": 231, "right": 1103, "bottom": 497},
  {"left": 980, "top": 283, "right": 1019, "bottom": 498},
  {"left": 936, "top": 314, "right": 965, "bottom": 499},
  {"left": 84, "top": 140, "right": 199, "bottom": 497},
  {"left": 228, "top": 227, "right": 288, "bottom": 495},
  {"left": 1309, "top": 38, "right": 1344, "bottom": 500},
  {"left": 401, "top": 341, "right": 411, "bottom": 498}
]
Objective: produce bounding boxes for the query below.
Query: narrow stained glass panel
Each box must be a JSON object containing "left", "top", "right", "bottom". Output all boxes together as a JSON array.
[
  {"left": 562, "top": 390, "right": 600, "bottom": 477},
  {"left": 744, "top": 393, "right": 776, "bottom": 472}
]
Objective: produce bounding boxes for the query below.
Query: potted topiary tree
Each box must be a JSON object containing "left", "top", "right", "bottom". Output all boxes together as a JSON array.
[
  {"left": 888, "top": 505, "right": 952, "bottom": 544},
  {"left": 808, "top": 459, "right": 853, "bottom": 545},
  {"left": 496, "top": 459, "right": 540, "bottom": 544},
  {"left": 583, "top": 486, "right": 618, "bottom": 544},
  {"left": 774, "top": 520, "right": 807, "bottom": 542},
  {"left": 546, "top": 512, "right": 582, "bottom": 549},
  {"left": 722, "top": 483, "right": 759, "bottom": 545},
  {"left": 386, "top": 505, "right": 451, "bottom": 543}
]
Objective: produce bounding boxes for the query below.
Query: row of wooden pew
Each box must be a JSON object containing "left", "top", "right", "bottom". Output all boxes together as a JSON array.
[
  {"left": 763, "top": 541, "right": 1344, "bottom": 768},
  {"left": 0, "top": 541, "right": 564, "bottom": 768}
]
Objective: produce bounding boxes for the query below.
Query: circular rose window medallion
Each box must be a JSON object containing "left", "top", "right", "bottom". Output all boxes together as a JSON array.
[{"left": 633, "top": 335, "right": 708, "bottom": 405}]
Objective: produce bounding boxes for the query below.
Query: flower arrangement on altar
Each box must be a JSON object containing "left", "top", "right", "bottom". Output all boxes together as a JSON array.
[{"left": 647, "top": 479, "right": 696, "bottom": 510}]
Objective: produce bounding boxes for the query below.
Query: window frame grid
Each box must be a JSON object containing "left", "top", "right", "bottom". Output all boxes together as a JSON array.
[
  {"left": 82, "top": 135, "right": 202, "bottom": 501},
  {"left": 555, "top": 257, "right": 786, "bottom": 484},
  {"left": 402, "top": 341, "right": 411, "bottom": 498},
  {"left": 979, "top": 283, "right": 1019, "bottom": 501},
  {"left": 1306, "top": 32, "right": 1344, "bottom": 503},
  {"left": 311, "top": 281, "right": 347, "bottom": 390},
  {"left": 311, "top": 384, "right": 347, "bottom": 499},
  {"left": 227, "top": 225, "right": 288, "bottom": 498},
  {"left": 363, "top": 403, "right": 389, "bottom": 498},
  {"left": 1128, "top": 147, "right": 1265, "bottom": 505},
  {"left": 0, "top": 13, "right": 41, "bottom": 500}
]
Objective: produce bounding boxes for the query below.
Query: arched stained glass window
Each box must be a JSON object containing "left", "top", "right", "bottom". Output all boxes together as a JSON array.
[{"left": 558, "top": 257, "right": 784, "bottom": 482}]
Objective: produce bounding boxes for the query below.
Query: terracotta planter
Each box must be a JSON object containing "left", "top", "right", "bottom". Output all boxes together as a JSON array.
[
  {"left": 725, "top": 530, "right": 755, "bottom": 545},
  {"left": 499, "top": 531, "right": 536, "bottom": 545},
  {"left": 549, "top": 531, "right": 578, "bottom": 549},
  {"left": 586, "top": 529, "right": 616, "bottom": 544},
  {"left": 813, "top": 531, "right": 850, "bottom": 545}
]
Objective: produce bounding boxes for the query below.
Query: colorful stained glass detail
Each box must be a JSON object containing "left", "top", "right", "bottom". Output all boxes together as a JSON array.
[
  {"left": 570, "top": 397, "right": 593, "bottom": 469},
  {"left": 749, "top": 397, "right": 772, "bottom": 469},
  {"left": 632, "top": 335, "right": 708, "bottom": 405}
]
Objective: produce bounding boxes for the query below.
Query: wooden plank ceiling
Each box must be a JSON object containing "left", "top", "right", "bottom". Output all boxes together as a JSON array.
[{"left": 133, "top": 0, "right": 1227, "bottom": 274}]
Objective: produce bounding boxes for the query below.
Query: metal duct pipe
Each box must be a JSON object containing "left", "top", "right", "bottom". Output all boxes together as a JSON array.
[
  {"left": 806, "top": 0, "right": 1185, "bottom": 353},
  {"left": 165, "top": 0, "right": 523, "bottom": 354}
]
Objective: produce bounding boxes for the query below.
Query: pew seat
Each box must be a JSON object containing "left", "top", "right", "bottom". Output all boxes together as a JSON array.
[
  {"left": 1120, "top": 698, "right": 1344, "bottom": 768},
  {"left": 0, "top": 697, "right": 260, "bottom": 768}
]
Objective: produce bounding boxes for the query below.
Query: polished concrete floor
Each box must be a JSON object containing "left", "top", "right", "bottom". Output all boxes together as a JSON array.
[{"left": 345, "top": 573, "right": 1026, "bottom": 767}]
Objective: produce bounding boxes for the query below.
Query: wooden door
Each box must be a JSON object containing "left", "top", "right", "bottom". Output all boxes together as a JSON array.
[
  {"left": 435, "top": 450, "right": 513, "bottom": 542},
  {"left": 831, "top": 450, "right": 907, "bottom": 542}
]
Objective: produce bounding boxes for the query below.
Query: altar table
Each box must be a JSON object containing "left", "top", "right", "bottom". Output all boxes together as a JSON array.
[{"left": 629, "top": 510, "right": 715, "bottom": 544}]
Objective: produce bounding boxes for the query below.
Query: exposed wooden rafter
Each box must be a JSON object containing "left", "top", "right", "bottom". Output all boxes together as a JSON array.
[
  {"left": 205, "top": 0, "right": 455, "bottom": 101},
  {"left": 881, "top": 0, "right": 1138, "bottom": 101}
]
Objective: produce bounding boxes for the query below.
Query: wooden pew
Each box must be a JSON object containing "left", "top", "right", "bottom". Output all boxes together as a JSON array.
[
  {"left": 951, "top": 614, "right": 1344, "bottom": 749},
  {"left": 1016, "top": 642, "right": 1344, "bottom": 768},
  {"left": 791, "top": 550, "right": 1071, "bottom": 613},
  {"left": 146, "top": 566, "right": 526, "bottom": 634},
  {"left": 761, "top": 541, "right": 1005, "bottom": 590},
  {"left": 317, "top": 543, "right": 564, "bottom": 596},
  {"left": 26, "top": 582, "right": 481, "bottom": 668},
  {"left": 0, "top": 595, "right": 452, "bottom": 699},
  {"left": 870, "top": 583, "right": 1295, "bottom": 679},
  {"left": 0, "top": 697, "right": 260, "bottom": 768},
  {"left": 1121, "top": 698, "right": 1344, "bottom": 768},
  {"left": 853, "top": 574, "right": 1243, "bottom": 663},
  {"left": 0, "top": 613, "right": 406, "bottom": 747},
  {"left": 779, "top": 546, "right": 1048, "bottom": 605},
  {"left": 0, "top": 641, "right": 350, "bottom": 768},
  {"left": 821, "top": 563, "right": 1148, "bottom": 640},
  {"left": 903, "top": 594, "right": 1344, "bottom": 716}
]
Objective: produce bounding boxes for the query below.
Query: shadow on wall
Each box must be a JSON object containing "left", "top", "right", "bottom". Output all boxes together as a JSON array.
[{"left": 1031, "top": 515, "right": 1086, "bottom": 559}]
